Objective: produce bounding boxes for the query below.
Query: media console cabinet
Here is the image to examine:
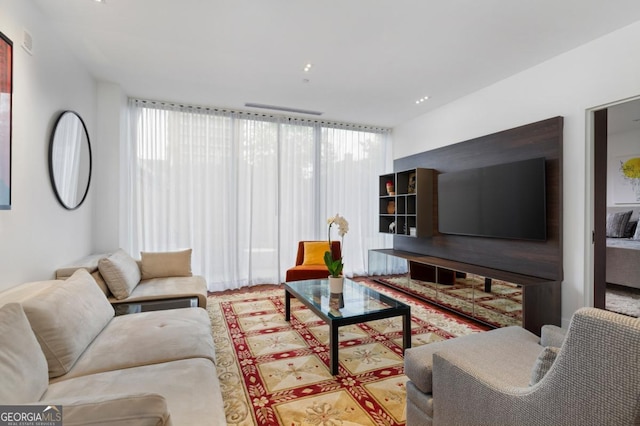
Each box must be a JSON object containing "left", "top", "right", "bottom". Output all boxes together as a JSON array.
[{"left": 369, "top": 248, "right": 561, "bottom": 335}]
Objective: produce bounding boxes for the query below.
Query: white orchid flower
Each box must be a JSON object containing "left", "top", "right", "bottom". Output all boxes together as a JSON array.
[{"left": 325, "top": 213, "right": 348, "bottom": 277}]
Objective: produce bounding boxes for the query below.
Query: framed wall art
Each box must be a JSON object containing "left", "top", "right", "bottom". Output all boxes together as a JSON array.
[
  {"left": 613, "top": 154, "right": 640, "bottom": 204},
  {"left": 0, "top": 31, "right": 12, "bottom": 210}
]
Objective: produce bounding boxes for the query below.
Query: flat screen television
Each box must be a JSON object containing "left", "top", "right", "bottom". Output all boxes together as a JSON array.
[{"left": 437, "top": 157, "right": 547, "bottom": 241}]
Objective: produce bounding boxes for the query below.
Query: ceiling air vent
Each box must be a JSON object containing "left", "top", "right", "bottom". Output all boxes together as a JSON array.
[
  {"left": 245, "top": 103, "right": 323, "bottom": 116},
  {"left": 22, "top": 29, "right": 33, "bottom": 55}
]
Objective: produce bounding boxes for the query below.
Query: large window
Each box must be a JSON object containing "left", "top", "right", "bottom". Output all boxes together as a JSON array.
[{"left": 125, "top": 99, "right": 391, "bottom": 291}]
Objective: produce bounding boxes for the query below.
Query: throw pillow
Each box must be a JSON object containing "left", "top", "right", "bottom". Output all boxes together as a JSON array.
[
  {"left": 624, "top": 220, "right": 638, "bottom": 238},
  {"left": 530, "top": 346, "right": 560, "bottom": 385},
  {"left": 22, "top": 269, "right": 115, "bottom": 378},
  {"left": 0, "top": 303, "right": 49, "bottom": 403},
  {"left": 605, "top": 211, "right": 632, "bottom": 238},
  {"left": 302, "top": 242, "right": 330, "bottom": 265},
  {"left": 634, "top": 220, "right": 640, "bottom": 240},
  {"left": 140, "top": 249, "right": 193, "bottom": 280},
  {"left": 98, "top": 249, "right": 141, "bottom": 299}
]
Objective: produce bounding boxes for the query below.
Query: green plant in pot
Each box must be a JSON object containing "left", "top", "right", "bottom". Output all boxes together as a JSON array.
[{"left": 324, "top": 214, "right": 349, "bottom": 282}]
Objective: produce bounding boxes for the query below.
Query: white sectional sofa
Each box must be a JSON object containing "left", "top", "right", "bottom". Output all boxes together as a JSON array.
[
  {"left": 0, "top": 263, "right": 225, "bottom": 425},
  {"left": 55, "top": 249, "right": 208, "bottom": 310}
]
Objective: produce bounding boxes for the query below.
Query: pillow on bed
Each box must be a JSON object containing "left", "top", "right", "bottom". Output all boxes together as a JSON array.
[
  {"left": 634, "top": 221, "right": 640, "bottom": 240},
  {"left": 606, "top": 211, "right": 632, "bottom": 238},
  {"left": 625, "top": 220, "right": 638, "bottom": 238}
]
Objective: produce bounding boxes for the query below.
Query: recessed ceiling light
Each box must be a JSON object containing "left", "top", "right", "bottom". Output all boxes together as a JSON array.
[
  {"left": 415, "top": 96, "right": 430, "bottom": 105},
  {"left": 303, "top": 63, "right": 312, "bottom": 72}
]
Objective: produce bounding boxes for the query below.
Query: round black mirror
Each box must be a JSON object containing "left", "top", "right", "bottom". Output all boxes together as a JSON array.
[{"left": 48, "top": 111, "right": 92, "bottom": 210}]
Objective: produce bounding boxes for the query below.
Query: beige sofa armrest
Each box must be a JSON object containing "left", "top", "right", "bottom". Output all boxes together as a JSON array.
[
  {"left": 55, "top": 254, "right": 111, "bottom": 279},
  {"left": 42, "top": 393, "right": 172, "bottom": 426}
]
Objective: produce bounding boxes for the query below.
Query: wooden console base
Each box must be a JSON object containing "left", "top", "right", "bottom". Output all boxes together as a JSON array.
[{"left": 369, "top": 249, "right": 561, "bottom": 335}]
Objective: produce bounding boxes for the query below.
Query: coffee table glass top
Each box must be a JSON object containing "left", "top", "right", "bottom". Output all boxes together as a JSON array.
[{"left": 285, "top": 278, "right": 408, "bottom": 319}]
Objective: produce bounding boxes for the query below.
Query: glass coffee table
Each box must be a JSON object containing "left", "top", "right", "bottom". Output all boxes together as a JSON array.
[{"left": 284, "top": 278, "right": 411, "bottom": 375}]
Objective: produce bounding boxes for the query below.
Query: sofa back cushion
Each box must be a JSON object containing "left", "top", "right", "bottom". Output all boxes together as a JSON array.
[
  {"left": 98, "top": 249, "right": 141, "bottom": 299},
  {"left": 140, "top": 249, "right": 193, "bottom": 280},
  {"left": 22, "top": 269, "right": 114, "bottom": 378},
  {"left": 0, "top": 303, "right": 49, "bottom": 403}
]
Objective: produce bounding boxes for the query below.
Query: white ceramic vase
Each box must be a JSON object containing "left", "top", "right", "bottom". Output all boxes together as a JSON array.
[{"left": 329, "top": 276, "right": 344, "bottom": 293}]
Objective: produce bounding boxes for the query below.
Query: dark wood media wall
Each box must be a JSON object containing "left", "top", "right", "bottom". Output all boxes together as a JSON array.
[{"left": 393, "top": 116, "right": 563, "bottom": 282}]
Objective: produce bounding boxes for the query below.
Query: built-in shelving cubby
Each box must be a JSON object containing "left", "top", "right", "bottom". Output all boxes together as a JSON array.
[{"left": 378, "top": 168, "right": 435, "bottom": 238}]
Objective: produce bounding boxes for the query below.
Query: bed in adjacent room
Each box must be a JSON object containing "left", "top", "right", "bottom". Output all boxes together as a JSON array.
[{"left": 606, "top": 209, "right": 640, "bottom": 290}]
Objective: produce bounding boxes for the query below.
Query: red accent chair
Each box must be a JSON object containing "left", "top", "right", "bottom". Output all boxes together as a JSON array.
[{"left": 285, "top": 241, "right": 342, "bottom": 282}]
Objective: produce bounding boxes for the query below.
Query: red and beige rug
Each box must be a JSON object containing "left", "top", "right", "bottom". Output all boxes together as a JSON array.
[{"left": 207, "top": 279, "right": 489, "bottom": 426}]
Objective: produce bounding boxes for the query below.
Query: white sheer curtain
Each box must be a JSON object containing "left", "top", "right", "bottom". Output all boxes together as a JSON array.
[{"left": 125, "top": 99, "right": 392, "bottom": 291}]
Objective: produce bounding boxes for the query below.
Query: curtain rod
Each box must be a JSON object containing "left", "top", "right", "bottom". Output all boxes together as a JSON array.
[{"left": 130, "top": 98, "right": 391, "bottom": 133}]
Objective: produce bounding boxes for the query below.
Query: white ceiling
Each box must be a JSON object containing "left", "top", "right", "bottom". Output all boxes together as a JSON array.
[
  {"left": 32, "top": 0, "right": 640, "bottom": 128},
  {"left": 608, "top": 98, "right": 640, "bottom": 135}
]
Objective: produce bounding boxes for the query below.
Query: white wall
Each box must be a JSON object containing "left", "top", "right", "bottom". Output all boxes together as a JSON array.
[
  {"left": 393, "top": 20, "right": 640, "bottom": 325},
  {"left": 93, "top": 82, "right": 126, "bottom": 253},
  {"left": 0, "top": 1, "right": 96, "bottom": 291}
]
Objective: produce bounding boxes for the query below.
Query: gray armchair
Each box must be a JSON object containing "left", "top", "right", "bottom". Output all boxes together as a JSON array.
[{"left": 404, "top": 307, "right": 640, "bottom": 426}]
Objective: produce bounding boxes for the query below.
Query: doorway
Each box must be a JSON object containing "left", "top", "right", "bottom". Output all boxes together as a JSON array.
[{"left": 593, "top": 97, "right": 640, "bottom": 317}]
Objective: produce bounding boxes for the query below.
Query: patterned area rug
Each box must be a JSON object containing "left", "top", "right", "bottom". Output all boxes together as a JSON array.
[
  {"left": 207, "top": 279, "right": 489, "bottom": 426},
  {"left": 375, "top": 274, "right": 523, "bottom": 328}
]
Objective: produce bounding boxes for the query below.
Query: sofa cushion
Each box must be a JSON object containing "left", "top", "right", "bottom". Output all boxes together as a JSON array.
[
  {"left": 302, "top": 241, "right": 329, "bottom": 265},
  {"left": 43, "top": 358, "right": 224, "bottom": 426},
  {"left": 0, "top": 303, "right": 49, "bottom": 403},
  {"left": 22, "top": 269, "right": 114, "bottom": 378},
  {"left": 140, "top": 249, "right": 193, "bottom": 280},
  {"left": 98, "top": 249, "right": 141, "bottom": 299},
  {"left": 406, "top": 380, "right": 433, "bottom": 418},
  {"left": 405, "top": 326, "right": 541, "bottom": 394},
  {"left": 50, "top": 308, "right": 216, "bottom": 382},
  {"left": 52, "top": 393, "right": 171, "bottom": 426},
  {"left": 529, "top": 346, "right": 560, "bottom": 385},
  {"left": 285, "top": 265, "right": 331, "bottom": 282}
]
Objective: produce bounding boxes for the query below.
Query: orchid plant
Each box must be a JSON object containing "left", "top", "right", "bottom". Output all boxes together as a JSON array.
[{"left": 324, "top": 213, "right": 349, "bottom": 278}]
